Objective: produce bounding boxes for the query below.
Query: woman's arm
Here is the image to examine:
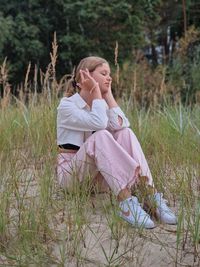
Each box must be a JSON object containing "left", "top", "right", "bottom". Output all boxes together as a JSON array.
[
  {"left": 57, "top": 97, "right": 108, "bottom": 132},
  {"left": 103, "top": 89, "right": 130, "bottom": 130}
]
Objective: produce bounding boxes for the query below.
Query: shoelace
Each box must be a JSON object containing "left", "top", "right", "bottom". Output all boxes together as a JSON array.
[
  {"left": 156, "top": 195, "right": 171, "bottom": 212},
  {"left": 129, "top": 197, "right": 149, "bottom": 217}
]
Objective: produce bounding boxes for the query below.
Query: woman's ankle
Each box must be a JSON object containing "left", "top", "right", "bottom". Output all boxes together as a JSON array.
[{"left": 117, "top": 188, "right": 132, "bottom": 202}]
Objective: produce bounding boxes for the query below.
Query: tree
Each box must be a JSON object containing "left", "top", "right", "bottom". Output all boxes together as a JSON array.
[{"left": 0, "top": 0, "right": 167, "bottom": 86}]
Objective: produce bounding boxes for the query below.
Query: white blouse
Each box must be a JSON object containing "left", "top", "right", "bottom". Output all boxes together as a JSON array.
[{"left": 57, "top": 93, "right": 130, "bottom": 146}]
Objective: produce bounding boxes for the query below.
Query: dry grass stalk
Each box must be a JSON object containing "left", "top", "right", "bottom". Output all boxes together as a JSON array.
[
  {"left": 30, "top": 64, "right": 39, "bottom": 106},
  {"left": 41, "top": 32, "right": 59, "bottom": 103},
  {"left": 160, "top": 66, "right": 166, "bottom": 95},
  {"left": 114, "top": 41, "right": 120, "bottom": 87},
  {"left": 50, "top": 32, "right": 58, "bottom": 81},
  {"left": 40, "top": 68, "right": 44, "bottom": 89},
  {"left": 0, "top": 57, "right": 11, "bottom": 109},
  {"left": 18, "top": 83, "right": 26, "bottom": 107},
  {"left": 24, "top": 62, "right": 31, "bottom": 93},
  {"left": 114, "top": 41, "right": 120, "bottom": 101},
  {"left": 50, "top": 32, "right": 58, "bottom": 97},
  {"left": 43, "top": 63, "right": 51, "bottom": 104},
  {"left": 56, "top": 74, "right": 70, "bottom": 96},
  {"left": 34, "top": 64, "right": 38, "bottom": 95}
]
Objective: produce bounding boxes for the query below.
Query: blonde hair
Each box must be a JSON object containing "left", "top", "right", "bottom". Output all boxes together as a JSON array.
[{"left": 65, "top": 56, "right": 108, "bottom": 97}]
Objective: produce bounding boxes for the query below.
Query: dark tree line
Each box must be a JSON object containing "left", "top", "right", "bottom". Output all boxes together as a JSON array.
[{"left": 0, "top": 0, "right": 200, "bottom": 88}]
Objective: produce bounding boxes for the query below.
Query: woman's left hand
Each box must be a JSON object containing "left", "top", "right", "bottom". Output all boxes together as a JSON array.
[{"left": 102, "top": 87, "right": 113, "bottom": 102}]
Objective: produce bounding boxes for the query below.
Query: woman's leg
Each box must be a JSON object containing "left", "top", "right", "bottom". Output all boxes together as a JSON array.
[
  {"left": 57, "top": 150, "right": 99, "bottom": 189},
  {"left": 93, "top": 173, "right": 110, "bottom": 193},
  {"left": 57, "top": 130, "right": 155, "bottom": 228},
  {"left": 57, "top": 129, "right": 140, "bottom": 196},
  {"left": 112, "top": 128, "right": 177, "bottom": 225},
  {"left": 112, "top": 128, "right": 153, "bottom": 186}
]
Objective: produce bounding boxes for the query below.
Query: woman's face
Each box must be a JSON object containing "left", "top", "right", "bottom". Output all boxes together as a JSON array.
[{"left": 90, "top": 63, "right": 112, "bottom": 94}]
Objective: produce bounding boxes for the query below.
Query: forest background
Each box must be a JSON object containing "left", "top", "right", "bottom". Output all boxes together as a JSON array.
[{"left": 1, "top": 0, "right": 200, "bottom": 106}]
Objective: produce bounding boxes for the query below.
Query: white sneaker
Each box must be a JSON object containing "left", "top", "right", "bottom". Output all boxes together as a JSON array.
[
  {"left": 154, "top": 193, "right": 177, "bottom": 225},
  {"left": 119, "top": 196, "right": 155, "bottom": 229}
]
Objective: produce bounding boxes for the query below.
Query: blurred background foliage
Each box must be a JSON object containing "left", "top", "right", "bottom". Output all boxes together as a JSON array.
[{"left": 0, "top": 0, "right": 200, "bottom": 105}]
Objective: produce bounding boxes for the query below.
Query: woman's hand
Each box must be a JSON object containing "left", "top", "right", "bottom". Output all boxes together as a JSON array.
[
  {"left": 102, "top": 87, "right": 112, "bottom": 102},
  {"left": 102, "top": 88, "right": 123, "bottom": 125},
  {"left": 78, "top": 68, "right": 102, "bottom": 102},
  {"left": 102, "top": 87, "right": 119, "bottom": 109},
  {"left": 78, "top": 69, "right": 99, "bottom": 94}
]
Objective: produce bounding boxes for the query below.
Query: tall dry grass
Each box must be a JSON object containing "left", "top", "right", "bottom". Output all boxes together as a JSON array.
[{"left": 0, "top": 33, "right": 200, "bottom": 266}]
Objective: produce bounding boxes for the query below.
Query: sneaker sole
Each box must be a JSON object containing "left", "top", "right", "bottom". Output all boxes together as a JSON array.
[{"left": 119, "top": 212, "right": 156, "bottom": 229}]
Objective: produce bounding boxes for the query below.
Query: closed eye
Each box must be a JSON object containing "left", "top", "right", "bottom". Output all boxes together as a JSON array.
[{"left": 101, "top": 72, "right": 110, "bottom": 76}]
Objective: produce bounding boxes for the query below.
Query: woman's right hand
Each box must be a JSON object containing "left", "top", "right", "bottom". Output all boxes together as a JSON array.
[{"left": 78, "top": 69, "right": 100, "bottom": 94}]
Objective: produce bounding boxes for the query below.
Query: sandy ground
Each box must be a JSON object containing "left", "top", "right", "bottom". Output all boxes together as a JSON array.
[
  {"left": 48, "top": 194, "right": 198, "bottom": 267},
  {"left": 1, "top": 169, "right": 200, "bottom": 267}
]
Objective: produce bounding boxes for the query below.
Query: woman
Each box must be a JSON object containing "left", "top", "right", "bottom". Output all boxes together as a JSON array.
[{"left": 57, "top": 56, "right": 177, "bottom": 229}]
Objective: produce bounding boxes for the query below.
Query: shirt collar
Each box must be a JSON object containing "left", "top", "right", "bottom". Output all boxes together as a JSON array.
[{"left": 70, "top": 93, "right": 88, "bottom": 109}]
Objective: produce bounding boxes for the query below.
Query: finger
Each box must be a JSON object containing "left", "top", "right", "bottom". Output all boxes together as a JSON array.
[
  {"left": 86, "top": 68, "right": 93, "bottom": 79},
  {"left": 83, "top": 69, "right": 93, "bottom": 80},
  {"left": 80, "top": 69, "right": 90, "bottom": 80},
  {"left": 79, "top": 70, "right": 85, "bottom": 83}
]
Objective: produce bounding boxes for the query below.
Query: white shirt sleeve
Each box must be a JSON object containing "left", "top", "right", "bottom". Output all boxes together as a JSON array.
[
  {"left": 57, "top": 99, "right": 108, "bottom": 132},
  {"left": 106, "top": 106, "right": 130, "bottom": 130}
]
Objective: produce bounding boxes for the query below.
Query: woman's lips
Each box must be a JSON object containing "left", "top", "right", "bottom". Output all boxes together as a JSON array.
[{"left": 104, "top": 82, "right": 111, "bottom": 86}]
